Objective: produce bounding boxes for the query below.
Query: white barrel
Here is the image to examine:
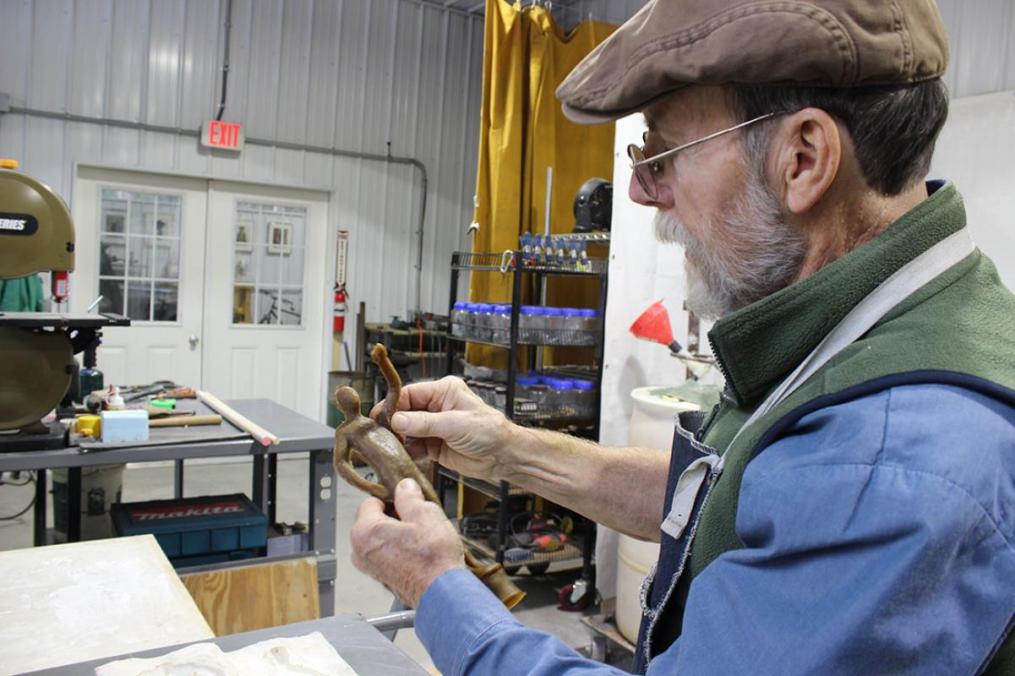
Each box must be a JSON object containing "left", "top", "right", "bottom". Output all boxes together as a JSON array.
[{"left": 616, "top": 387, "right": 700, "bottom": 644}]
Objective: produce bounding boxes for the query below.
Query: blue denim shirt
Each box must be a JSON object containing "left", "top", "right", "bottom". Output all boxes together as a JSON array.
[{"left": 416, "top": 384, "right": 1015, "bottom": 675}]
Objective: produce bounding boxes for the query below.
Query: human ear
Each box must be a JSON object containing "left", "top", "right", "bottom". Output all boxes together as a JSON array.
[{"left": 772, "top": 108, "right": 841, "bottom": 214}]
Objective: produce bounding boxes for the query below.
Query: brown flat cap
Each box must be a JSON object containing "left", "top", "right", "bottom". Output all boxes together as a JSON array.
[{"left": 557, "top": 0, "right": 949, "bottom": 124}]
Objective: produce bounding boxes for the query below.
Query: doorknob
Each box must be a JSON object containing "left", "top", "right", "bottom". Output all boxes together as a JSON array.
[{"left": 188, "top": 335, "right": 200, "bottom": 348}]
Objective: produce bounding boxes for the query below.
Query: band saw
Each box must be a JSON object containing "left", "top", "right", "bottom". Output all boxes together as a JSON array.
[{"left": 0, "top": 159, "right": 128, "bottom": 449}]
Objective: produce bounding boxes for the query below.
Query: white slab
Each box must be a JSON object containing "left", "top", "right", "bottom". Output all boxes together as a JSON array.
[
  {"left": 0, "top": 534, "right": 214, "bottom": 675},
  {"left": 97, "top": 632, "right": 359, "bottom": 676}
]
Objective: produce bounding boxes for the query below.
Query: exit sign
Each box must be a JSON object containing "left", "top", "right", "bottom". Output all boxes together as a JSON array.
[{"left": 201, "top": 120, "right": 244, "bottom": 151}]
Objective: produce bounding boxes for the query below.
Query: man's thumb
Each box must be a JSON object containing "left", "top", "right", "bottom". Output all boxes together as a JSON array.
[
  {"left": 394, "top": 478, "right": 423, "bottom": 519},
  {"left": 391, "top": 411, "right": 435, "bottom": 437}
]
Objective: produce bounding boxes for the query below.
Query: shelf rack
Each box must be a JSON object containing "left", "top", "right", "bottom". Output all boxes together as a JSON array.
[{"left": 439, "top": 248, "right": 609, "bottom": 577}]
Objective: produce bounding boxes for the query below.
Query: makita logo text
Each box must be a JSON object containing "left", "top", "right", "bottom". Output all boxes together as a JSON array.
[
  {"left": 133, "top": 504, "right": 245, "bottom": 521},
  {"left": 0, "top": 218, "right": 26, "bottom": 231}
]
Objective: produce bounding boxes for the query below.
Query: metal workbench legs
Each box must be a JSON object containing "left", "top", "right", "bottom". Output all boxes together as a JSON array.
[{"left": 309, "top": 449, "right": 337, "bottom": 616}]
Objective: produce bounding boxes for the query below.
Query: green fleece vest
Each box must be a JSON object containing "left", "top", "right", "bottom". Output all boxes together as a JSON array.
[{"left": 659, "top": 184, "right": 1015, "bottom": 672}]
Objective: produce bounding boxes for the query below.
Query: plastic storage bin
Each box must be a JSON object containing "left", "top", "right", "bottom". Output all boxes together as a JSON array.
[
  {"left": 572, "top": 379, "right": 596, "bottom": 418},
  {"left": 544, "top": 308, "right": 565, "bottom": 345},
  {"left": 519, "top": 306, "right": 543, "bottom": 343},
  {"left": 111, "top": 493, "right": 268, "bottom": 567},
  {"left": 451, "top": 302, "right": 467, "bottom": 337}
]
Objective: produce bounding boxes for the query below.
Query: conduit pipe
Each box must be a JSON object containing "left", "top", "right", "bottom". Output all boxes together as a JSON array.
[{"left": 1, "top": 105, "right": 430, "bottom": 315}]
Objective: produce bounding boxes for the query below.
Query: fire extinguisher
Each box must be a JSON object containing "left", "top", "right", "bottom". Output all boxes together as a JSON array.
[
  {"left": 333, "top": 285, "right": 347, "bottom": 334},
  {"left": 52, "top": 271, "right": 69, "bottom": 304}
]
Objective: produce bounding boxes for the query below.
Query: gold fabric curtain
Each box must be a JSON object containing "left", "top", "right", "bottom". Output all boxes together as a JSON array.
[{"left": 468, "top": 0, "right": 616, "bottom": 367}]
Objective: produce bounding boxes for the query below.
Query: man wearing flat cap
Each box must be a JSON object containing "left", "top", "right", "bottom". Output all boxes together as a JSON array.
[{"left": 350, "top": 1, "right": 1015, "bottom": 673}]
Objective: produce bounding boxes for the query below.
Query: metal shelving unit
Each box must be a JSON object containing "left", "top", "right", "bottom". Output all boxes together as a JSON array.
[{"left": 439, "top": 248, "right": 609, "bottom": 583}]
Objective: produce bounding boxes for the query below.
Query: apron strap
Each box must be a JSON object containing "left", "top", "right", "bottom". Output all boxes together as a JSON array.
[{"left": 661, "top": 454, "right": 722, "bottom": 540}]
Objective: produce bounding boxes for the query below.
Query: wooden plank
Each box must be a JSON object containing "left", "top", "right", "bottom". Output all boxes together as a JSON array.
[
  {"left": 181, "top": 557, "right": 320, "bottom": 636},
  {"left": 0, "top": 535, "right": 214, "bottom": 674}
]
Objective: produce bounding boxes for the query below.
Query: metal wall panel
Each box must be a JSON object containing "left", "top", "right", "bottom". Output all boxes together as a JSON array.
[
  {"left": 69, "top": 0, "right": 113, "bottom": 118},
  {"left": 0, "top": 0, "right": 486, "bottom": 336},
  {"left": 276, "top": 1, "right": 314, "bottom": 144},
  {"left": 940, "top": 0, "right": 1015, "bottom": 97},
  {"left": 108, "top": 0, "right": 149, "bottom": 122},
  {"left": 0, "top": 0, "right": 32, "bottom": 109},
  {"left": 146, "top": 0, "right": 186, "bottom": 127},
  {"left": 179, "top": 0, "right": 220, "bottom": 130}
]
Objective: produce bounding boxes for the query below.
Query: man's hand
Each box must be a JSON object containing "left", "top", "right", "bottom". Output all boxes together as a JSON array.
[
  {"left": 350, "top": 478, "right": 466, "bottom": 608},
  {"left": 371, "top": 375, "right": 517, "bottom": 481}
]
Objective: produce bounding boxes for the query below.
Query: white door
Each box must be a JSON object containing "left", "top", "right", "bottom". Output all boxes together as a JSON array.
[
  {"left": 201, "top": 180, "right": 329, "bottom": 420},
  {"left": 72, "top": 168, "right": 208, "bottom": 386}
]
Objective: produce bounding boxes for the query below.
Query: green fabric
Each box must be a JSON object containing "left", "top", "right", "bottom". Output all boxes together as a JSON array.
[
  {"left": 707, "top": 182, "right": 967, "bottom": 408},
  {"left": 0, "top": 275, "right": 45, "bottom": 312},
  {"left": 659, "top": 184, "right": 1015, "bottom": 669}
]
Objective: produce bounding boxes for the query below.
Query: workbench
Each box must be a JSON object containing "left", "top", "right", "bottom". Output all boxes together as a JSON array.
[
  {"left": 29, "top": 614, "right": 427, "bottom": 675},
  {"left": 0, "top": 398, "right": 339, "bottom": 616}
]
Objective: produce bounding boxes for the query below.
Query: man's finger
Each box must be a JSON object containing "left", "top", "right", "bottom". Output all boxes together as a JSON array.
[
  {"left": 354, "top": 496, "right": 388, "bottom": 526},
  {"left": 390, "top": 409, "right": 472, "bottom": 440}
]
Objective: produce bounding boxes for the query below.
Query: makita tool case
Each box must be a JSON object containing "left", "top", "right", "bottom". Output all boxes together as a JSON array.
[{"left": 111, "top": 493, "right": 267, "bottom": 567}]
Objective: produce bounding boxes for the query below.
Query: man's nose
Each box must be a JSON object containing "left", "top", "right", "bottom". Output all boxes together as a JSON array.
[{"left": 628, "top": 171, "right": 672, "bottom": 209}]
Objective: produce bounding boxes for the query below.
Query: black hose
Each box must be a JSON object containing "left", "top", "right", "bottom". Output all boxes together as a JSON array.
[
  {"left": 215, "top": 0, "right": 234, "bottom": 121},
  {"left": 0, "top": 474, "right": 36, "bottom": 520}
]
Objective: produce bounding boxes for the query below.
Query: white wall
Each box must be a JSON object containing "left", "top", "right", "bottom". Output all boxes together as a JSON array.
[
  {"left": 931, "top": 91, "right": 1015, "bottom": 291},
  {"left": 0, "top": 0, "right": 484, "bottom": 353},
  {"left": 599, "top": 114, "right": 710, "bottom": 448}
]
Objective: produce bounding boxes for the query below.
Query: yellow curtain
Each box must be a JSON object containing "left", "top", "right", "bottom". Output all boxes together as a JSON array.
[{"left": 468, "top": 0, "right": 616, "bottom": 368}]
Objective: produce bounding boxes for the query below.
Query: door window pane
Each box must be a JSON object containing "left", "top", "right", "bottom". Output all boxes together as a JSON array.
[
  {"left": 126, "top": 235, "right": 151, "bottom": 277},
  {"left": 153, "top": 238, "right": 180, "bottom": 278},
  {"left": 231, "top": 201, "right": 307, "bottom": 326},
  {"left": 99, "top": 188, "right": 183, "bottom": 322},
  {"left": 153, "top": 282, "right": 179, "bottom": 321},
  {"left": 234, "top": 251, "right": 254, "bottom": 283},
  {"left": 154, "top": 197, "right": 181, "bottom": 237},
  {"left": 102, "top": 195, "right": 127, "bottom": 233},
  {"left": 129, "top": 194, "right": 155, "bottom": 234},
  {"left": 233, "top": 286, "right": 254, "bottom": 324},
  {"left": 280, "top": 290, "right": 303, "bottom": 326},
  {"left": 126, "top": 280, "right": 152, "bottom": 319},
  {"left": 99, "top": 235, "right": 126, "bottom": 276},
  {"left": 98, "top": 279, "right": 124, "bottom": 315}
]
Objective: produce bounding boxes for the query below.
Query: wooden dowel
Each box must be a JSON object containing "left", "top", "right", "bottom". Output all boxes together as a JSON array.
[
  {"left": 149, "top": 414, "right": 223, "bottom": 428},
  {"left": 196, "top": 390, "right": 280, "bottom": 446}
]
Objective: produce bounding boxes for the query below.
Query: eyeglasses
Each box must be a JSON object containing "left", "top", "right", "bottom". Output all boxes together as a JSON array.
[{"left": 627, "top": 113, "right": 777, "bottom": 201}]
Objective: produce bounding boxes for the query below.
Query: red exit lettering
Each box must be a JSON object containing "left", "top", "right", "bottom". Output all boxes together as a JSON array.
[{"left": 202, "top": 120, "right": 244, "bottom": 151}]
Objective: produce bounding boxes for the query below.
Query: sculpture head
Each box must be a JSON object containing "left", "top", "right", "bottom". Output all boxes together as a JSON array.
[{"left": 335, "top": 386, "right": 362, "bottom": 422}]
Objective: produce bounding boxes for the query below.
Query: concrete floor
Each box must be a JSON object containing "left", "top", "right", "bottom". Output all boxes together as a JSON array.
[{"left": 0, "top": 457, "right": 632, "bottom": 672}]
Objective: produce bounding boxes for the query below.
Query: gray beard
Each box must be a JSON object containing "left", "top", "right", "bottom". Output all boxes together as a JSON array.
[{"left": 654, "top": 166, "right": 806, "bottom": 320}]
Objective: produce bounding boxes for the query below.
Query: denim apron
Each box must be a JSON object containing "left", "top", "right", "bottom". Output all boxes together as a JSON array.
[{"left": 632, "top": 228, "right": 976, "bottom": 673}]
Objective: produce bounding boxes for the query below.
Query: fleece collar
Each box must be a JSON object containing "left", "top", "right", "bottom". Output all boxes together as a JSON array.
[{"left": 708, "top": 181, "right": 966, "bottom": 407}]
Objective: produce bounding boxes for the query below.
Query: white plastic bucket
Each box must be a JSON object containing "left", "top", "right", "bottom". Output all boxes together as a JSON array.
[{"left": 615, "top": 387, "right": 699, "bottom": 644}]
